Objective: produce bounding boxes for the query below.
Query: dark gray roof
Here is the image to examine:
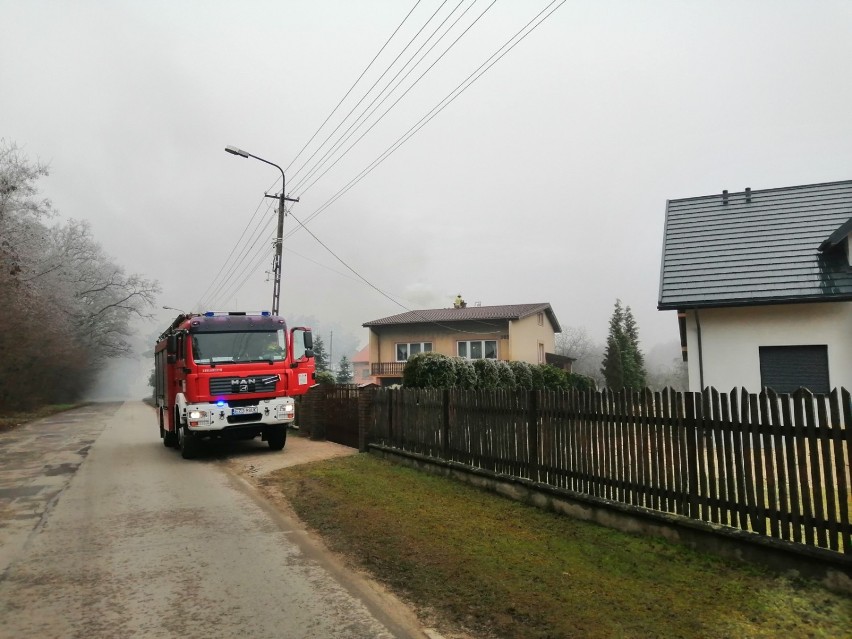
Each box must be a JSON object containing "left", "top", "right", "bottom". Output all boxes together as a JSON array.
[
  {"left": 658, "top": 180, "right": 852, "bottom": 310},
  {"left": 363, "top": 303, "right": 561, "bottom": 332}
]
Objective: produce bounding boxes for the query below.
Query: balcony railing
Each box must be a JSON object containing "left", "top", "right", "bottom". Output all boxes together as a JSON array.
[{"left": 371, "top": 362, "right": 405, "bottom": 376}]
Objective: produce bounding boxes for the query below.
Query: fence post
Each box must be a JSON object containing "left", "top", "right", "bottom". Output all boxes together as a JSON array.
[
  {"left": 684, "top": 392, "right": 699, "bottom": 519},
  {"left": 387, "top": 389, "right": 394, "bottom": 444},
  {"left": 358, "top": 387, "right": 377, "bottom": 453},
  {"left": 442, "top": 388, "right": 450, "bottom": 460},
  {"left": 528, "top": 390, "right": 540, "bottom": 483}
]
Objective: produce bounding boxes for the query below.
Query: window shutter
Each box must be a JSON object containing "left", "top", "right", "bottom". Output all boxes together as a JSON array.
[{"left": 759, "top": 345, "right": 830, "bottom": 394}]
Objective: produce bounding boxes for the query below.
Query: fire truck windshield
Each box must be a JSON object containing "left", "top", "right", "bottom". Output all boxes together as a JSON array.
[{"left": 191, "top": 330, "right": 286, "bottom": 364}]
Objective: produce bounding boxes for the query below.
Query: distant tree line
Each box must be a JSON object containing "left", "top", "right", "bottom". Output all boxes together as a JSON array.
[{"left": 0, "top": 140, "right": 159, "bottom": 411}]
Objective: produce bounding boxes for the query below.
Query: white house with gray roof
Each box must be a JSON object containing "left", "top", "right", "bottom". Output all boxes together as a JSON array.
[{"left": 658, "top": 180, "right": 852, "bottom": 393}]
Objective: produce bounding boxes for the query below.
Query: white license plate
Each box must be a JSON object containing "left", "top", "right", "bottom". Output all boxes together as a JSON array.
[{"left": 231, "top": 407, "right": 258, "bottom": 416}]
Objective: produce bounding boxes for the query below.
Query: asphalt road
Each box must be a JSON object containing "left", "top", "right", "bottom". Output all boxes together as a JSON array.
[{"left": 0, "top": 402, "right": 423, "bottom": 639}]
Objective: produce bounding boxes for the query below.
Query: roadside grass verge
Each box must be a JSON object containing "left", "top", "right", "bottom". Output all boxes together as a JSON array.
[
  {"left": 0, "top": 404, "right": 86, "bottom": 432},
  {"left": 267, "top": 454, "right": 851, "bottom": 639}
]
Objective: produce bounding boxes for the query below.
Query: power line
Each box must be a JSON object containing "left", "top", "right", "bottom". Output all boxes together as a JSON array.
[
  {"left": 203, "top": 214, "right": 276, "bottom": 309},
  {"left": 195, "top": 196, "right": 276, "bottom": 308},
  {"left": 286, "top": 0, "right": 565, "bottom": 237},
  {"left": 286, "top": 209, "right": 504, "bottom": 334},
  {"left": 205, "top": 242, "right": 272, "bottom": 310},
  {"left": 287, "top": 0, "right": 451, "bottom": 186},
  {"left": 203, "top": 1, "right": 566, "bottom": 317},
  {"left": 283, "top": 0, "right": 423, "bottom": 175},
  {"left": 292, "top": 0, "right": 496, "bottom": 200},
  {"left": 287, "top": 0, "right": 479, "bottom": 195},
  {"left": 198, "top": 1, "right": 423, "bottom": 308}
]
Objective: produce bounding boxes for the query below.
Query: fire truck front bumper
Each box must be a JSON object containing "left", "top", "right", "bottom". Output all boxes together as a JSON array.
[{"left": 184, "top": 397, "right": 295, "bottom": 432}]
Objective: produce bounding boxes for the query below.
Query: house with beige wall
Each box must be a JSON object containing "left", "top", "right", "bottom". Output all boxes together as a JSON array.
[
  {"left": 363, "top": 302, "right": 561, "bottom": 386},
  {"left": 658, "top": 180, "right": 852, "bottom": 393}
]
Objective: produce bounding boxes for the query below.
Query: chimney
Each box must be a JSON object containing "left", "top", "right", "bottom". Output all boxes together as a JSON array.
[
  {"left": 722, "top": 189, "right": 729, "bottom": 205},
  {"left": 745, "top": 187, "right": 752, "bottom": 203}
]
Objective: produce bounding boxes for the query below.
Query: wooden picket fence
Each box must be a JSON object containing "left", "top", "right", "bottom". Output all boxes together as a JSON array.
[{"left": 368, "top": 386, "right": 852, "bottom": 554}]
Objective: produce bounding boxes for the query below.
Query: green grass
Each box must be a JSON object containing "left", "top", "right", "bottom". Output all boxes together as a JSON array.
[
  {"left": 0, "top": 403, "right": 86, "bottom": 431},
  {"left": 267, "top": 455, "right": 851, "bottom": 639}
]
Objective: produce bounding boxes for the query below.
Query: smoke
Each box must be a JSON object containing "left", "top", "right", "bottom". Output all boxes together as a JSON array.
[{"left": 84, "top": 355, "right": 152, "bottom": 401}]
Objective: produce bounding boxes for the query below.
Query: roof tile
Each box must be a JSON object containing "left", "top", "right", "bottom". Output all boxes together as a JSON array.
[{"left": 658, "top": 180, "right": 852, "bottom": 309}]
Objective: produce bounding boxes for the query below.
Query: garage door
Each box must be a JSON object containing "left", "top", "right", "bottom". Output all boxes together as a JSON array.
[{"left": 758, "top": 345, "right": 830, "bottom": 394}]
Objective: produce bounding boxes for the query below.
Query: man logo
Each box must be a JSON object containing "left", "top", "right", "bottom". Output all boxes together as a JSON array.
[{"left": 230, "top": 378, "right": 256, "bottom": 393}]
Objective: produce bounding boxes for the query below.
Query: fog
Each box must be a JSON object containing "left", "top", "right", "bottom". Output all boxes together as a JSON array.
[{"left": 4, "top": 1, "right": 851, "bottom": 397}]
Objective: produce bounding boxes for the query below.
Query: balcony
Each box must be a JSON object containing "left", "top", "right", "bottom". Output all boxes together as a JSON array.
[{"left": 371, "top": 362, "right": 405, "bottom": 377}]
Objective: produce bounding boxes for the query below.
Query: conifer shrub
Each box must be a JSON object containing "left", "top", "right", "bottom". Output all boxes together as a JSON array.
[
  {"left": 530, "top": 364, "right": 545, "bottom": 390},
  {"left": 315, "top": 370, "right": 337, "bottom": 386},
  {"left": 402, "top": 352, "right": 456, "bottom": 388},
  {"left": 566, "top": 372, "right": 597, "bottom": 391},
  {"left": 453, "top": 357, "right": 477, "bottom": 389},
  {"left": 538, "top": 364, "right": 569, "bottom": 390},
  {"left": 472, "top": 358, "right": 500, "bottom": 389},
  {"left": 507, "top": 361, "right": 533, "bottom": 389},
  {"left": 495, "top": 360, "right": 517, "bottom": 389}
]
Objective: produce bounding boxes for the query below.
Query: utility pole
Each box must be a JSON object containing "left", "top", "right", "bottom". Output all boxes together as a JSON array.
[
  {"left": 225, "top": 145, "right": 299, "bottom": 316},
  {"left": 265, "top": 180, "right": 299, "bottom": 316}
]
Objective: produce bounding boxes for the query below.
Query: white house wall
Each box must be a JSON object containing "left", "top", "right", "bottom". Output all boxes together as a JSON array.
[{"left": 683, "top": 302, "right": 852, "bottom": 392}]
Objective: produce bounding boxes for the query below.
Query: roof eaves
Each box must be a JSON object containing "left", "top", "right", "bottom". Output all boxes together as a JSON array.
[{"left": 658, "top": 292, "right": 852, "bottom": 311}]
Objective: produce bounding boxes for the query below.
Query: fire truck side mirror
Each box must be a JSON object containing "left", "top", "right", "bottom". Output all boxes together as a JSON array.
[
  {"left": 304, "top": 349, "right": 315, "bottom": 359},
  {"left": 167, "top": 334, "right": 177, "bottom": 355},
  {"left": 303, "top": 331, "right": 313, "bottom": 351}
]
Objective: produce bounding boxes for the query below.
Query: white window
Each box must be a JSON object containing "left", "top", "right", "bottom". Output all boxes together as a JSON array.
[
  {"left": 457, "top": 340, "right": 498, "bottom": 360},
  {"left": 538, "top": 342, "right": 545, "bottom": 364},
  {"left": 396, "top": 342, "right": 432, "bottom": 361},
  {"left": 537, "top": 312, "right": 544, "bottom": 326}
]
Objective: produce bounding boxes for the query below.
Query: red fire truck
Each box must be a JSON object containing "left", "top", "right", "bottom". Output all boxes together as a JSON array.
[{"left": 154, "top": 311, "right": 315, "bottom": 459}]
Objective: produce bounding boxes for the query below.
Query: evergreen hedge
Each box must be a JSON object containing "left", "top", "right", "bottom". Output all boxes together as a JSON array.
[{"left": 402, "top": 354, "right": 596, "bottom": 391}]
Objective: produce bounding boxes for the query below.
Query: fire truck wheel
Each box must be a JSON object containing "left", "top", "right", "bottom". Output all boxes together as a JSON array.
[
  {"left": 161, "top": 409, "right": 178, "bottom": 447},
  {"left": 179, "top": 426, "right": 200, "bottom": 459},
  {"left": 163, "top": 429, "right": 178, "bottom": 448},
  {"left": 266, "top": 425, "right": 287, "bottom": 451}
]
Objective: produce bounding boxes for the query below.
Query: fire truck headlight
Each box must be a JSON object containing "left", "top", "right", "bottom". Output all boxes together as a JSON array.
[{"left": 189, "top": 410, "right": 207, "bottom": 420}]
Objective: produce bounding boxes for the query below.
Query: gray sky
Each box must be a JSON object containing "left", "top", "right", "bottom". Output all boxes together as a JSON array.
[{"left": 4, "top": 0, "right": 852, "bottom": 365}]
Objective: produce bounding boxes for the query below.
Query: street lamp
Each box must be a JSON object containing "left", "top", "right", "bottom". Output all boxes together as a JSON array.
[{"left": 224, "top": 145, "right": 299, "bottom": 316}]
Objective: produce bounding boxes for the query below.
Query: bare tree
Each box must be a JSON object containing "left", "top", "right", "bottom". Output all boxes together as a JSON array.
[
  {"left": 555, "top": 325, "right": 592, "bottom": 361},
  {"left": 556, "top": 325, "right": 605, "bottom": 388},
  {"left": 35, "top": 219, "right": 159, "bottom": 360},
  {"left": 0, "top": 141, "right": 159, "bottom": 410}
]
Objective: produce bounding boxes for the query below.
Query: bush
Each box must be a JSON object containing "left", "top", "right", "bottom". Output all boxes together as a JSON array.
[
  {"left": 566, "top": 372, "right": 597, "bottom": 391},
  {"left": 530, "top": 365, "right": 545, "bottom": 390},
  {"left": 403, "top": 357, "right": 597, "bottom": 392},
  {"left": 403, "top": 352, "right": 456, "bottom": 388},
  {"left": 508, "top": 361, "right": 534, "bottom": 389},
  {"left": 453, "top": 357, "right": 477, "bottom": 389},
  {"left": 315, "top": 370, "right": 336, "bottom": 386},
  {"left": 538, "top": 364, "right": 569, "bottom": 390},
  {"left": 495, "top": 360, "right": 517, "bottom": 389},
  {"left": 472, "top": 358, "right": 500, "bottom": 389}
]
